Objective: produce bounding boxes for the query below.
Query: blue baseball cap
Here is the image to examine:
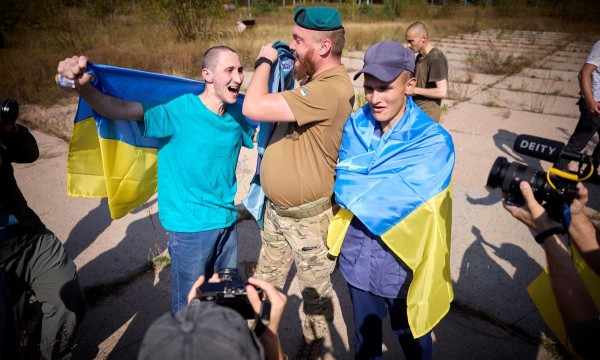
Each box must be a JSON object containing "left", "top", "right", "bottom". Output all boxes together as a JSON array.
[{"left": 353, "top": 41, "right": 415, "bottom": 82}]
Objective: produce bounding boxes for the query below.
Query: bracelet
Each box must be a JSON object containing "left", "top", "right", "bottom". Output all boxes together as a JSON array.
[
  {"left": 534, "top": 226, "right": 565, "bottom": 244},
  {"left": 254, "top": 57, "right": 274, "bottom": 70}
]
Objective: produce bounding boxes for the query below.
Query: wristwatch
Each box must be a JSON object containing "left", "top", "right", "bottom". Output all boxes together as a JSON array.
[{"left": 254, "top": 57, "right": 274, "bottom": 70}]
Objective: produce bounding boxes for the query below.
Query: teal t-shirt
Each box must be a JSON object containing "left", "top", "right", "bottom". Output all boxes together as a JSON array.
[{"left": 143, "top": 93, "right": 254, "bottom": 232}]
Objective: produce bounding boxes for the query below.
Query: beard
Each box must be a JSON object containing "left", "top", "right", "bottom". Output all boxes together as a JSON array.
[{"left": 294, "top": 49, "right": 316, "bottom": 82}]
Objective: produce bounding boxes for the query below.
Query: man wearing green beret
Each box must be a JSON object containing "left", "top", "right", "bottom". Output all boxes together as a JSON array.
[{"left": 243, "top": 6, "right": 354, "bottom": 359}]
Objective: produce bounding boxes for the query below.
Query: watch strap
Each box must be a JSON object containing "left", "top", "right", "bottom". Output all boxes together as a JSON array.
[
  {"left": 534, "top": 226, "right": 565, "bottom": 244},
  {"left": 254, "top": 57, "right": 274, "bottom": 70}
]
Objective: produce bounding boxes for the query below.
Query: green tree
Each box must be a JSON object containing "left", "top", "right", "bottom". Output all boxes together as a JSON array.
[
  {"left": 381, "top": 0, "right": 411, "bottom": 17},
  {"left": 155, "top": 0, "right": 226, "bottom": 41}
]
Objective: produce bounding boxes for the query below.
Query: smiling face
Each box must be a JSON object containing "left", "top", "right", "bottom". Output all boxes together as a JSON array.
[
  {"left": 364, "top": 71, "right": 415, "bottom": 131},
  {"left": 203, "top": 49, "right": 244, "bottom": 105},
  {"left": 290, "top": 25, "right": 319, "bottom": 81}
]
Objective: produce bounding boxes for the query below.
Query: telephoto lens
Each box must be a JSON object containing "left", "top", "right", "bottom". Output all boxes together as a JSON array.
[
  {"left": 487, "top": 156, "right": 579, "bottom": 209},
  {"left": 0, "top": 98, "right": 19, "bottom": 124}
]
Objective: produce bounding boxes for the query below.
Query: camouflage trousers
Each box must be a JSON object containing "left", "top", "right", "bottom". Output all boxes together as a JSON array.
[{"left": 255, "top": 197, "right": 337, "bottom": 340}]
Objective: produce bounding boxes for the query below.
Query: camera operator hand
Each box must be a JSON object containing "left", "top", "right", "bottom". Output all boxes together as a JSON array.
[
  {"left": 503, "top": 181, "right": 600, "bottom": 358},
  {"left": 186, "top": 273, "right": 220, "bottom": 305},
  {"left": 186, "top": 274, "right": 287, "bottom": 360},
  {"left": 502, "top": 181, "right": 561, "bottom": 234},
  {"left": 246, "top": 276, "right": 287, "bottom": 360},
  {"left": 186, "top": 274, "right": 287, "bottom": 332},
  {"left": 564, "top": 179, "right": 600, "bottom": 277},
  {"left": 246, "top": 277, "right": 287, "bottom": 334}
]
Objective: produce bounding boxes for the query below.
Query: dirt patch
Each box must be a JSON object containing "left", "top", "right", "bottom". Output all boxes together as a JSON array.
[{"left": 18, "top": 101, "right": 78, "bottom": 143}]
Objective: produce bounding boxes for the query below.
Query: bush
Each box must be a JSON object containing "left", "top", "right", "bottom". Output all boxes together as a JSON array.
[
  {"left": 252, "top": 0, "right": 278, "bottom": 17},
  {"left": 381, "top": 0, "right": 412, "bottom": 18},
  {"left": 544, "top": 0, "right": 597, "bottom": 22},
  {"left": 465, "top": 41, "right": 532, "bottom": 76},
  {"left": 87, "top": 0, "right": 117, "bottom": 19},
  {"left": 358, "top": 3, "right": 376, "bottom": 16},
  {"left": 158, "top": 0, "right": 226, "bottom": 41}
]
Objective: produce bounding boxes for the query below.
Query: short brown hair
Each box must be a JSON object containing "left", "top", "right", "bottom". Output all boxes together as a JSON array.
[
  {"left": 406, "top": 22, "right": 429, "bottom": 38},
  {"left": 201, "top": 46, "right": 237, "bottom": 70},
  {"left": 313, "top": 28, "right": 345, "bottom": 57}
]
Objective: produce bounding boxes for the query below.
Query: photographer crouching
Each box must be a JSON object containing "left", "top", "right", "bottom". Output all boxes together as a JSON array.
[
  {"left": 0, "top": 98, "right": 85, "bottom": 359},
  {"left": 138, "top": 271, "right": 287, "bottom": 360},
  {"left": 503, "top": 180, "right": 599, "bottom": 359}
]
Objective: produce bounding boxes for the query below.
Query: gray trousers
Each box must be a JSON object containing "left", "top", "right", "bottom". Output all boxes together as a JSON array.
[{"left": 0, "top": 229, "right": 85, "bottom": 359}]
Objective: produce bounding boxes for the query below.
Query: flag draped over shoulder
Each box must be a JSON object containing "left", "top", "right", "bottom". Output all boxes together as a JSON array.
[
  {"left": 327, "top": 98, "right": 455, "bottom": 337},
  {"left": 67, "top": 63, "right": 223, "bottom": 219}
]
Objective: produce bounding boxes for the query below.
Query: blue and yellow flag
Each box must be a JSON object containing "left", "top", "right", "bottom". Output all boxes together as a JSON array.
[
  {"left": 242, "top": 41, "right": 295, "bottom": 228},
  {"left": 66, "top": 63, "right": 243, "bottom": 219},
  {"left": 327, "top": 97, "right": 455, "bottom": 337},
  {"left": 528, "top": 244, "right": 600, "bottom": 357}
]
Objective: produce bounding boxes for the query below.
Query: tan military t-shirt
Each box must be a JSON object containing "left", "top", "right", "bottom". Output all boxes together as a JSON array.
[{"left": 260, "top": 65, "right": 354, "bottom": 208}]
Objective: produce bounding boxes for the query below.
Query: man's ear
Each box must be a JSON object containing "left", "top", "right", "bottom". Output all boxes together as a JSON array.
[
  {"left": 202, "top": 68, "right": 212, "bottom": 83},
  {"left": 406, "top": 77, "right": 417, "bottom": 92},
  {"left": 318, "top": 39, "right": 332, "bottom": 56}
]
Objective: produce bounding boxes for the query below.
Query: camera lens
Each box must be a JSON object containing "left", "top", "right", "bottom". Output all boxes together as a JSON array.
[
  {"left": 218, "top": 268, "right": 238, "bottom": 282},
  {"left": 0, "top": 98, "right": 19, "bottom": 124},
  {"left": 486, "top": 157, "right": 510, "bottom": 189},
  {"left": 487, "top": 156, "right": 558, "bottom": 204}
]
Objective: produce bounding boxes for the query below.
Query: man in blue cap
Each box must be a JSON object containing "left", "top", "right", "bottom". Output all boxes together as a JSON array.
[
  {"left": 243, "top": 6, "right": 354, "bottom": 359},
  {"left": 328, "top": 40, "right": 455, "bottom": 359}
]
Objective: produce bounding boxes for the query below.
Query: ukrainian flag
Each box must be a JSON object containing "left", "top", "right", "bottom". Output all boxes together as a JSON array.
[
  {"left": 327, "top": 97, "right": 455, "bottom": 338},
  {"left": 67, "top": 63, "right": 236, "bottom": 219},
  {"left": 528, "top": 244, "right": 600, "bottom": 357}
]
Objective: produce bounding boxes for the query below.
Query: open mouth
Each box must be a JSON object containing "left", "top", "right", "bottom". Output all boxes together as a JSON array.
[{"left": 228, "top": 86, "right": 239, "bottom": 95}]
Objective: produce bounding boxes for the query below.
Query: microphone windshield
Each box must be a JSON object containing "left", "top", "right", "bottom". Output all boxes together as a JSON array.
[{"left": 513, "top": 134, "right": 565, "bottom": 163}]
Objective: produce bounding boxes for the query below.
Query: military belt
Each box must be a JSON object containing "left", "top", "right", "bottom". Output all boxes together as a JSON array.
[{"left": 271, "top": 196, "right": 333, "bottom": 219}]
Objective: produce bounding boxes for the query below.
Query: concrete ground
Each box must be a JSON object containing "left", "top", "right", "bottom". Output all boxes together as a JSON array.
[{"left": 15, "top": 30, "right": 600, "bottom": 359}]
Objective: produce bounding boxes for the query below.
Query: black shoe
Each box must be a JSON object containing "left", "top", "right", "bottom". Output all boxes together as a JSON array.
[{"left": 297, "top": 337, "right": 324, "bottom": 360}]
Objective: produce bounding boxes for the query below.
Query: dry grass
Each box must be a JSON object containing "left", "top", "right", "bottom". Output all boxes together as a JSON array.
[
  {"left": 1, "top": 3, "right": 599, "bottom": 110},
  {"left": 465, "top": 41, "right": 533, "bottom": 76}
]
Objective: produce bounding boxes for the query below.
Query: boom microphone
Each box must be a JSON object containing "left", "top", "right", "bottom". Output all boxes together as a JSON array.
[
  {"left": 513, "top": 134, "right": 564, "bottom": 162},
  {"left": 513, "top": 134, "right": 586, "bottom": 163}
]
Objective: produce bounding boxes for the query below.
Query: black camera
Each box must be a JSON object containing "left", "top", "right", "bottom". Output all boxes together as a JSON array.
[
  {"left": 487, "top": 134, "right": 592, "bottom": 222},
  {"left": 0, "top": 98, "right": 19, "bottom": 124},
  {"left": 487, "top": 156, "right": 579, "bottom": 205},
  {"left": 196, "top": 268, "right": 261, "bottom": 319}
]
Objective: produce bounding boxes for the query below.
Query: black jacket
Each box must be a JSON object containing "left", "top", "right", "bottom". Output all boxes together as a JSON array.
[{"left": 0, "top": 125, "right": 45, "bottom": 232}]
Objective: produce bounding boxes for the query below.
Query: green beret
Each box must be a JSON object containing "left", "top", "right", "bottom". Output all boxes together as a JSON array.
[{"left": 294, "top": 6, "right": 343, "bottom": 31}]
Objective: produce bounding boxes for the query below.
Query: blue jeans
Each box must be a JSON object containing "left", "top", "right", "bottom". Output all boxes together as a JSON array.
[
  {"left": 348, "top": 284, "right": 433, "bottom": 360},
  {"left": 168, "top": 224, "right": 238, "bottom": 313}
]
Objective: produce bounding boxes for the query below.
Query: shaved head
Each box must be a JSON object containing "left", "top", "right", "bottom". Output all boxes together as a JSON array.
[
  {"left": 406, "top": 22, "right": 429, "bottom": 39},
  {"left": 202, "top": 46, "right": 238, "bottom": 71}
]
